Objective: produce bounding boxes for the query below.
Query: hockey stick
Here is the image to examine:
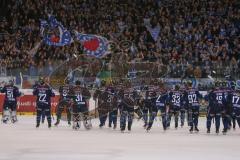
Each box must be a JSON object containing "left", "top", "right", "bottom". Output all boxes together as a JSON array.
[{"left": 18, "top": 72, "right": 23, "bottom": 110}]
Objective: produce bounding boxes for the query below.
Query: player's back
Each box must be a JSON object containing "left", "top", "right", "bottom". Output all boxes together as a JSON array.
[
  {"left": 213, "top": 89, "right": 225, "bottom": 105},
  {"left": 169, "top": 90, "right": 182, "bottom": 107},
  {"left": 228, "top": 91, "right": 240, "bottom": 108},
  {"left": 145, "top": 85, "right": 157, "bottom": 100},
  {"left": 59, "top": 84, "right": 72, "bottom": 101},
  {"left": 71, "top": 86, "right": 91, "bottom": 106},
  {"left": 154, "top": 88, "right": 168, "bottom": 107},
  {"left": 185, "top": 88, "right": 202, "bottom": 107},
  {"left": 1, "top": 85, "right": 20, "bottom": 103},
  {"left": 33, "top": 84, "right": 55, "bottom": 105},
  {"left": 121, "top": 87, "right": 136, "bottom": 107}
]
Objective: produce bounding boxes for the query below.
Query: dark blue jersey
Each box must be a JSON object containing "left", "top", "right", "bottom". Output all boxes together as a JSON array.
[
  {"left": 1, "top": 85, "right": 21, "bottom": 103},
  {"left": 204, "top": 91, "right": 217, "bottom": 107},
  {"left": 99, "top": 86, "right": 118, "bottom": 106},
  {"left": 59, "top": 85, "right": 72, "bottom": 101},
  {"left": 168, "top": 90, "right": 183, "bottom": 107},
  {"left": 119, "top": 88, "right": 138, "bottom": 107},
  {"left": 184, "top": 88, "right": 202, "bottom": 107},
  {"left": 213, "top": 89, "right": 226, "bottom": 105},
  {"left": 69, "top": 86, "right": 91, "bottom": 106},
  {"left": 32, "top": 82, "right": 39, "bottom": 90},
  {"left": 33, "top": 84, "right": 55, "bottom": 106},
  {"left": 144, "top": 86, "right": 157, "bottom": 106},
  {"left": 223, "top": 88, "right": 233, "bottom": 100},
  {"left": 145, "top": 86, "right": 157, "bottom": 100},
  {"left": 154, "top": 89, "right": 168, "bottom": 107},
  {"left": 227, "top": 91, "right": 240, "bottom": 108}
]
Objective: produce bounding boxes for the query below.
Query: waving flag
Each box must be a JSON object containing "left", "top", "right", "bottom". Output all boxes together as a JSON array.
[
  {"left": 41, "top": 15, "right": 73, "bottom": 46},
  {"left": 75, "top": 31, "right": 109, "bottom": 58},
  {"left": 48, "top": 15, "right": 60, "bottom": 28},
  {"left": 146, "top": 25, "right": 160, "bottom": 41},
  {"left": 40, "top": 19, "right": 48, "bottom": 36}
]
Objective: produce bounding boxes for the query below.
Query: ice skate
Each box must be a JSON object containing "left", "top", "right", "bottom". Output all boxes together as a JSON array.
[
  {"left": 194, "top": 127, "right": 199, "bottom": 132},
  {"left": 189, "top": 127, "right": 193, "bottom": 133},
  {"left": 54, "top": 120, "right": 60, "bottom": 126}
]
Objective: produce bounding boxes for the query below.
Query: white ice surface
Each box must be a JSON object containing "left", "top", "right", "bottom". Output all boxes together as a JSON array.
[{"left": 0, "top": 116, "right": 240, "bottom": 160}]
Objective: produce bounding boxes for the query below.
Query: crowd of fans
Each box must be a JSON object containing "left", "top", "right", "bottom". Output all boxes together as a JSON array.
[{"left": 0, "top": 0, "right": 239, "bottom": 78}]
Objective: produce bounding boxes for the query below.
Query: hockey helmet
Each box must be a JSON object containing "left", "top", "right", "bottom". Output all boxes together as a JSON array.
[
  {"left": 235, "top": 80, "right": 240, "bottom": 91},
  {"left": 39, "top": 77, "right": 45, "bottom": 85},
  {"left": 175, "top": 84, "right": 180, "bottom": 91},
  {"left": 75, "top": 80, "right": 81, "bottom": 85},
  {"left": 8, "top": 79, "right": 14, "bottom": 86},
  {"left": 221, "top": 81, "right": 227, "bottom": 88},
  {"left": 186, "top": 80, "right": 193, "bottom": 87},
  {"left": 214, "top": 80, "right": 221, "bottom": 88},
  {"left": 101, "top": 80, "right": 106, "bottom": 87},
  {"left": 64, "top": 77, "right": 71, "bottom": 84}
]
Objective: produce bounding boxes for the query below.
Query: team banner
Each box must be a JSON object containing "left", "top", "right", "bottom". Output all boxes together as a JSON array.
[{"left": 0, "top": 95, "right": 59, "bottom": 113}]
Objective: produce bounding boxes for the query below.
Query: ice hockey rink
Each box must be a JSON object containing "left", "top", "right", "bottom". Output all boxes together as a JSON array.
[{"left": 0, "top": 116, "right": 240, "bottom": 160}]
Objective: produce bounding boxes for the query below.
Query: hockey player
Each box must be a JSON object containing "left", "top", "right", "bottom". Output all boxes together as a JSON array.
[
  {"left": 205, "top": 85, "right": 218, "bottom": 134},
  {"left": 221, "top": 81, "right": 234, "bottom": 132},
  {"left": 206, "top": 81, "right": 227, "bottom": 134},
  {"left": 168, "top": 84, "right": 183, "bottom": 129},
  {"left": 155, "top": 82, "right": 168, "bottom": 130},
  {"left": 180, "top": 82, "right": 188, "bottom": 127},
  {"left": 118, "top": 81, "right": 136, "bottom": 132},
  {"left": 54, "top": 78, "right": 72, "bottom": 126},
  {"left": 70, "top": 80, "right": 91, "bottom": 130},
  {"left": 93, "top": 80, "right": 109, "bottom": 128},
  {"left": 107, "top": 84, "right": 118, "bottom": 129},
  {"left": 227, "top": 80, "right": 240, "bottom": 130},
  {"left": 1, "top": 80, "right": 22, "bottom": 123},
  {"left": 222, "top": 81, "right": 235, "bottom": 130},
  {"left": 32, "top": 80, "right": 45, "bottom": 124},
  {"left": 184, "top": 81, "right": 202, "bottom": 133},
  {"left": 142, "top": 85, "right": 155, "bottom": 129},
  {"left": 144, "top": 84, "right": 158, "bottom": 131},
  {"left": 33, "top": 77, "right": 55, "bottom": 128}
]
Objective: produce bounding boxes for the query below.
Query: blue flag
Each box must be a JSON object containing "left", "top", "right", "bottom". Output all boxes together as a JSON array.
[
  {"left": 146, "top": 25, "right": 160, "bottom": 41},
  {"left": 41, "top": 15, "right": 73, "bottom": 46},
  {"left": 40, "top": 19, "right": 48, "bottom": 36},
  {"left": 75, "top": 31, "right": 109, "bottom": 58}
]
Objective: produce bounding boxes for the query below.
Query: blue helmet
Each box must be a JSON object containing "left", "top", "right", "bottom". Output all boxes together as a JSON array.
[
  {"left": 64, "top": 77, "right": 71, "bottom": 84},
  {"left": 236, "top": 80, "right": 240, "bottom": 91},
  {"left": 39, "top": 77, "right": 45, "bottom": 85},
  {"left": 75, "top": 80, "right": 81, "bottom": 85},
  {"left": 8, "top": 80, "right": 14, "bottom": 86}
]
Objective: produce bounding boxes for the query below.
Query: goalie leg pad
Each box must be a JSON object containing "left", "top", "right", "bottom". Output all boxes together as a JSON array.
[
  {"left": 2, "top": 109, "right": 10, "bottom": 123},
  {"left": 72, "top": 112, "right": 81, "bottom": 130},
  {"left": 11, "top": 110, "right": 17, "bottom": 123},
  {"left": 83, "top": 117, "right": 92, "bottom": 130}
]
